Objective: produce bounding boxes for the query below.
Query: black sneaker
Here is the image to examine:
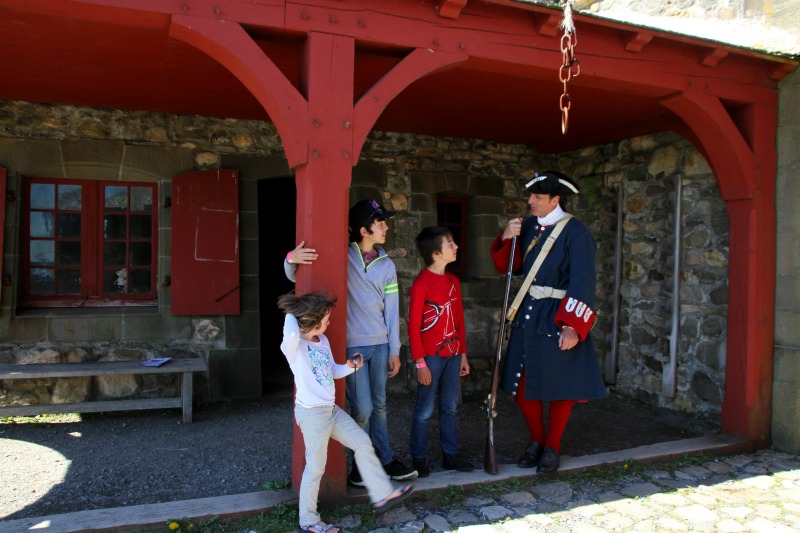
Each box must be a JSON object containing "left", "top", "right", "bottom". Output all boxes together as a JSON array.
[
  {"left": 382, "top": 459, "right": 418, "bottom": 481},
  {"left": 412, "top": 457, "right": 430, "bottom": 478},
  {"left": 348, "top": 464, "right": 365, "bottom": 487},
  {"left": 443, "top": 453, "right": 474, "bottom": 472}
]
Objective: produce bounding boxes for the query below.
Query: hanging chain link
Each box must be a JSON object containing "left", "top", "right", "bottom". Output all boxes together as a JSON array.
[{"left": 559, "top": 1, "right": 580, "bottom": 134}]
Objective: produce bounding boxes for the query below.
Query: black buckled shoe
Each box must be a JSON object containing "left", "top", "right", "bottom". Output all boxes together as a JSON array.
[
  {"left": 536, "top": 447, "right": 560, "bottom": 474},
  {"left": 517, "top": 441, "right": 544, "bottom": 469}
]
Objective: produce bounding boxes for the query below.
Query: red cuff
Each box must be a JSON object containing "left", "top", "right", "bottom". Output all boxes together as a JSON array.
[{"left": 554, "top": 297, "right": 596, "bottom": 341}]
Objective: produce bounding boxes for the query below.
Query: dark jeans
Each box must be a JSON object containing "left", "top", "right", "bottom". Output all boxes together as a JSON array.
[{"left": 409, "top": 355, "right": 461, "bottom": 459}]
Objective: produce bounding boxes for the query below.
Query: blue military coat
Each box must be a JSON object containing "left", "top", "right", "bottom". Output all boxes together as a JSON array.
[{"left": 490, "top": 215, "right": 607, "bottom": 401}]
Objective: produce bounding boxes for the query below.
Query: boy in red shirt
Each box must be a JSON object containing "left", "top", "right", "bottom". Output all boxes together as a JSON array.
[{"left": 407, "top": 226, "right": 472, "bottom": 477}]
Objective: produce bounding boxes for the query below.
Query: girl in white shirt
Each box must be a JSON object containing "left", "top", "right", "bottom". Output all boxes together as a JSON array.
[{"left": 277, "top": 292, "right": 414, "bottom": 533}]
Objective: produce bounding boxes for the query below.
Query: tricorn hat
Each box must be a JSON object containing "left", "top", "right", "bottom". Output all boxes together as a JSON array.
[{"left": 524, "top": 170, "right": 580, "bottom": 197}]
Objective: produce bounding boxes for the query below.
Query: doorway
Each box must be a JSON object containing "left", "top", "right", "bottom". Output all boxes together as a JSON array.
[{"left": 258, "top": 177, "right": 296, "bottom": 393}]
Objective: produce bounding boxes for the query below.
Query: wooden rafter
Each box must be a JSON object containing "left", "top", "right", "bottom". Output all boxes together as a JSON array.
[
  {"left": 437, "top": 0, "right": 467, "bottom": 19},
  {"left": 624, "top": 31, "right": 653, "bottom": 53}
]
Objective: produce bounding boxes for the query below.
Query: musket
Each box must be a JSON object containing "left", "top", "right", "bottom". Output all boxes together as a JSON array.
[{"left": 484, "top": 235, "right": 517, "bottom": 474}]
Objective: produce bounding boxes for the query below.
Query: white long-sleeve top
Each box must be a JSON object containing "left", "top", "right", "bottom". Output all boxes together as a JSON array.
[{"left": 280, "top": 313, "right": 354, "bottom": 408}]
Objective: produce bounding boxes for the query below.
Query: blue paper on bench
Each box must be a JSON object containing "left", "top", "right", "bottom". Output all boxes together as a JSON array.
[{"left": 139, "top": 357, "right": 172, "bottom": 367}]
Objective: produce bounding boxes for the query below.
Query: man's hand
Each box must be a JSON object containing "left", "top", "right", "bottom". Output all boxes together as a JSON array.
[
  {"left": 387, "top": 355, "right": 401, "bottom": 378},
  {"left": 559, "top": 326, "right": 578, "bottom": 350},
  {"left": 502, "top": 218, "right": 522, "bottom": 241},
  {"left": 416, "top": 366, "right": 432, "bottom": 386},
  {"left": 288, "top": 241, "right": 319, "bottom": 265}
]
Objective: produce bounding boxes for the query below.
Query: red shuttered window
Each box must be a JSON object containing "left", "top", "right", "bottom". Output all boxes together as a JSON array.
[{"left": 22, "top": 178, "right": 158, "bottom": 307}]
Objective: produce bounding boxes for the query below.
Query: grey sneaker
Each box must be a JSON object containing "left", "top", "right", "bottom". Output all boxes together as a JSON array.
[{"left": 382, "top": 459, "right": 418, "bottom": 481}]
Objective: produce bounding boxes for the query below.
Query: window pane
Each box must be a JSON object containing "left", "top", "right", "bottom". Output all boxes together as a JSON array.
[
  {"left": 104, "top": 215, "right": 127, "bottom": 238},
  {"left": 30, "top": 184, "right": 55, "bottom": 210},
  {"left": 105, "top": 186, "right": 128, "bottom": 211},
  {"left": 30, "top": 268, "right": 54, "bottom": 294},
  {"left": 130, "top": 187, "right": 152, "bottom": 212},
  {"left": 129, "top": 215, "right": 151, "bottom": 239},
  {"left": 57, "top": 213, "right": 81, "bottom": 238},
  {"left": 58, "top": 241, "right": 81, "bottom": 266},
  {"left": 104, "top": 268, "right": 128, "bottom": 293},
  {"left": 104, "top": 242, "right": 127, "bottom": 266},
  {"left": 30, "top": 212, "right": 54, "bottom": 238},
  {"left": 130, "top": 269, "right": 151, "bottom": 293},
  {"left": 58, "top": 184, "right": 82, "bottom": 210},
  {"left": 30, "top": 240, "right": 54, "bottom": 265},
  {"left": 57, "top": 269, "right": 81, "bottom": 295},
  {"left": 130, "top": 242, "right": 151, "bottom": 266}
]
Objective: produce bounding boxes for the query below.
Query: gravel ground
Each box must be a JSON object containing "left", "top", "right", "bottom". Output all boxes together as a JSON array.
[{"left": 0, "top": 389, "right": 719, "bottom": 521}]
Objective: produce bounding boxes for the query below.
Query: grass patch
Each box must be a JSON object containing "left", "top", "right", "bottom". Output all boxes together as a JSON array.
[{"left": 0, "top": 413, "right": 81, "bottom": 424}]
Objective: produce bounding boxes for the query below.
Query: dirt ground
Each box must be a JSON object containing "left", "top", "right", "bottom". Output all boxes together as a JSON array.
[{"left": 0, "top": 388, "right": 720, "bottom": 521}]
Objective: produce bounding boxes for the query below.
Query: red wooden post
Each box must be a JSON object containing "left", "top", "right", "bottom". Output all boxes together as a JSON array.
[
  {"left": 661, "top": 93, "right": 776, "bottom": 445},
  {"left": 291, "top": 32, "right": 356, "bottom": 498}
]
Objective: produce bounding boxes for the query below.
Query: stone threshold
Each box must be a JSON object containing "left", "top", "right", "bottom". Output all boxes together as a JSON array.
[{"left": 0, "top": 434, "right": 749, "bottom": 533}]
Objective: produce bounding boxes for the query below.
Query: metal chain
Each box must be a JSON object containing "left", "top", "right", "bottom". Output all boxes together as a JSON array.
[{"left": 559, "top": 1, "right": 580, "bottom": 134}]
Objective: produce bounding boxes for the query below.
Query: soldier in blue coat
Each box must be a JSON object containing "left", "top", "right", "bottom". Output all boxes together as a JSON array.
[{"left": 490, "top": 170, "right": 606, "bottom": 473}]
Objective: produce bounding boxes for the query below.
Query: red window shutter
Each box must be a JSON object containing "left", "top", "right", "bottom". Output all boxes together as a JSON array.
[{"left": 171, "top": 169, "right": 240, "bottom": 315}]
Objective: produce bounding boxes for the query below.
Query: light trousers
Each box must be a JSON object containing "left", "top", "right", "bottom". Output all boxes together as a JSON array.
[{"left": 294, "top": 404, "right": 394, "bottom": 527}]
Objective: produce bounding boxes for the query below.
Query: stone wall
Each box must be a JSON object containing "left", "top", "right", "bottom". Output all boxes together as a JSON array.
[
  {"left": 0, "top": 101, "right": 726, "bottom": 420},
  {"left": 774, "top": 66, "right": 800, "bottom": 453}
]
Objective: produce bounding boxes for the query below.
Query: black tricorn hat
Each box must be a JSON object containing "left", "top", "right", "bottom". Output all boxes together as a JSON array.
[{"left": 524, "top": 170, "right": 580, "bottom": 197}]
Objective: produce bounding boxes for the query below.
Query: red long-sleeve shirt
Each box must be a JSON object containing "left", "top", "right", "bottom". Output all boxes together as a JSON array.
[{"left": 407, "top": 268, "right": 467, "bottom": 361}]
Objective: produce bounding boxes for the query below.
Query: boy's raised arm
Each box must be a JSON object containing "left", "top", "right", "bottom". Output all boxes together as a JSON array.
[{"left": 283, "top": 241, "right": 319, "bottom": 282}]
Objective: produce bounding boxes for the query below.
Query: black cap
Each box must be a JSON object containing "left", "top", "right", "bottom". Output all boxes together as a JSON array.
[
  {"left": 524, "top": 170, "right": 580, "bottom": 197},
  {"left": 348, "top": 199, "right": 397, "bottom": 231}
]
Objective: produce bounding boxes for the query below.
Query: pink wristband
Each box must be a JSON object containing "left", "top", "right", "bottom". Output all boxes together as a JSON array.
[
  {"left": 286, "top": 252, "right": 293, "bottom": 264},
  {"left": 415, "top": 360, "right": 427, "bottom": 369}
]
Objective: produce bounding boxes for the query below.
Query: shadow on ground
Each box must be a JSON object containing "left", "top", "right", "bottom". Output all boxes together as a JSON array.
[{"left": 0, "top": 389, "right": 719, "bottom": 521}]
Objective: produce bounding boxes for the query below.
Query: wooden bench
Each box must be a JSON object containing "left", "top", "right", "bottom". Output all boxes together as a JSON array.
[{"left": 0, "top": 358, "right": 208, "bottom": 423}]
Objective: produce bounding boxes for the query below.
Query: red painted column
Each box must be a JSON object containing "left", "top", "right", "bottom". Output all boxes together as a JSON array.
[
  {"left": 720, "top": 102, "right": 776, "bottom": 446},
  {"left": 662, "top": 93, "right": 776, "bottom": 445},
  {"left": 291, "top": 32, "right": 356, "bottom": 498}
]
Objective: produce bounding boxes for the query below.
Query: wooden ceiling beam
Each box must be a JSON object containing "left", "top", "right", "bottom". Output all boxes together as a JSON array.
[
  {"left": 624, "top": 31, "right": 653, "bottom": 53},
  {"left": 437, "top": 0, "right": 467, "bottom": 19},
  {"left": 701, "top": 47, "right": 729, "bottom": 67},
  {"left": 534, "top": 12, "right": 561, "bottom": 37}
]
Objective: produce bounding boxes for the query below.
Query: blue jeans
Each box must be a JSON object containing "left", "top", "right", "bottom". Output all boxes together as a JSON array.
[
  {"left": 409, "top": 355, "right": 461, "bottom": 459},
  {"left": 345, "top": 344, "right": 393, "bottom": 465}
]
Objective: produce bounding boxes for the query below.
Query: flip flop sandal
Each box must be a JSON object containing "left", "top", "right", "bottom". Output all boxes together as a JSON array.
[
  {"left": 373, "top": 485, "right": 414, "bottom": 514},
  {"left": 298, "top": 522, "right": 340, "bottom": 533}
]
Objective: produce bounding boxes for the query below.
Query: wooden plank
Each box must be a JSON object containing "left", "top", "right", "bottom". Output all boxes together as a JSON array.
[
  {"left": 182, "top": 371, "right": 194, "bottom": 423},
  {"left": 0, "top": 397, "right": 182, "bottom": 417},
  {"left": 0, "top": 359, "right": 207, "bottom": 379}
]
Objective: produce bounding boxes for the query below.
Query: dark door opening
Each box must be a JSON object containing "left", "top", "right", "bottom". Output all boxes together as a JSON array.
[{"left": 258, "top": 177, "right": 296, "bottom": 394}]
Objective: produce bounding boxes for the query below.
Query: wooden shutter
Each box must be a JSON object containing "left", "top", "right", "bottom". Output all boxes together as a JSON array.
[{"left": 171, "top": 169, "right": 240, "bottom": 315}]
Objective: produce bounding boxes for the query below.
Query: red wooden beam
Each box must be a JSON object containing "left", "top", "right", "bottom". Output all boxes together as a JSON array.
[
  {"left": 661, "top": 92, "right": 775, "bottom": 446},
  {"left": 701, "top": 47, "right": 729, "bottom": 67},
  {"left": 353, "top": 48, "right": 468, "bottom": 161},
  {"left": 624, "top": 31, "right": 653, "bottom": 53},
  {"left": 168, "top": 15, "right": 309, "bottom": 168},
  {"left": 533, "top": 12, "right": 561, "bottom": 37},
  {"left": 437, "top": 0, "right": 467, "bottom": 19},
  {"left": 292, "top": 31, "right": 356, "bottom": 499}
]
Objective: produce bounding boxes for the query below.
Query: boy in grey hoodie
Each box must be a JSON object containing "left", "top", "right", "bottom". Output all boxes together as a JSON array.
[{"left": 285, "top": 199, "right": 417, "bottom": 485}]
